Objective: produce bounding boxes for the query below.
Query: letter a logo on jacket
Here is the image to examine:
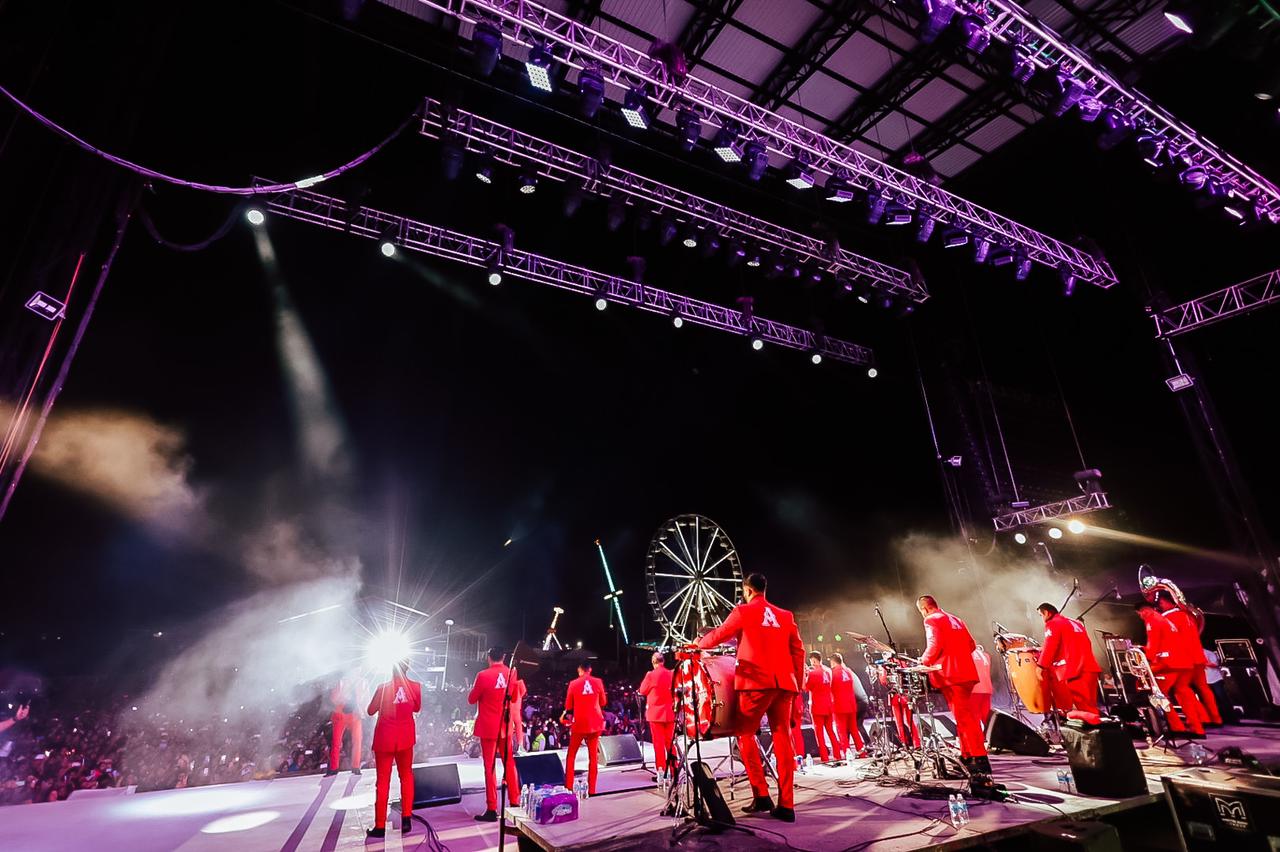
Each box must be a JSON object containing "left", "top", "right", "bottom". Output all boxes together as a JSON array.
[
  {"left": 394, "top": 686, "right": 408, "bottom": 704},
  {"left": 495, "top": 673, "right": 507, "bottom": 690},
  {"left": 761, "top": 607, "right": 780, "bottom": 628},
  {"left": 582, "top": 680, "right": 594, "bottom": 695}
]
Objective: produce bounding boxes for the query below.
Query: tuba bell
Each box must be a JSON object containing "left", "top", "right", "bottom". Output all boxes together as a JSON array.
[{"left": 1138, "top": 563, "right": 1205, "bottom": 632}]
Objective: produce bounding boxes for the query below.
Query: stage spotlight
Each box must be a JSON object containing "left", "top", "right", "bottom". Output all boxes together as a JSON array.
[
  {"left": 1096, "top": 108, "right": 1134, "bottom": 150},
  {"left": 883, "top": 204, "right": 913, "bottom": 226},
  {"left": 1010, "top": 43, "right": 1037, "bottom": 84},
  {"left": 989, "top": 247, "right": 1015, "bottom": 267},
  {"left": 1136, "top": 132, "right": 1166, "bottom": 167},
  {"left": 810, "top": 350, "right": 824, "bottom": 365},
  {"left": 701, "top": 232, "right": 722, "bottom": 257},
  {"left": 1052, "top": 75, "right": 1090, "bottom": 118},
  {"left": 518, "top": 169, "right": 538, "bottom": 195},
  {"left": 1048, "top": 527, "right": 1063, "bottom": 540},
  {"left": 621, "top": 86, "right": 651, "bottom": 130},
  {"left": 750, "top": 335, "right": 764, "bottom": 351},
  {"left": 785, "top": 156, "right": 815, "bottom": 190},
  {"left": 379, "top": 226, "right": 398, "bottom": 258},
  {"left": 1013, "top": 532, "right": 1028, "bottom": 545},
  {"left": 972, "top": 235, "right": 992, "bottom": 264},
  {"left": 440, "top": 135, "right": 465, "bottom": 180},
  {"left": 606, "top": 198, "right": 626, "bottom": 231},
  {"left": 713, "top": 126, "right": 744, "bottom": 163},
  {"left": 366, "top": 630, "right": 412, "bottom": 670},
  {"left": 746, "top": 252, "right": 762, "bottom": 268},
  {"left": 472, "top": 21, "right": 503, "bottom": 77},
  {"left": 867, "top": 367, "right": 878, "bottom": 378},
  {"left": 578, "top": 65, "right": 605, "bottom": 118},
  {"left": 486, "top": 259, "right": 503, "bottom": 286},
  {"left": 595, "top": 295, "right": 608, "bottom": 311},
  {"left": 676, "top": 109, "right": 702, "bottom": 152},
  {"left": 474, "top": 152, "right": 495, "bottom": 184},
  {"left": 743, "top": 141, "right": 769, "bottom": 181},
  {"left": 1164, "top": 1, "right": 1195, "bottom": 34},
  {"left": 824, "top": 172, "right": 855, "bottom": 202},
  {"left": 915, "top": 212, "right": 937, "bottom": 242},
  {"left": 726, "top": 241, "right": 746, "bottom": 266},
  {"left": 1068, "top": 519, "right": 1086, "bottom": 535},
  {"left": 1076, "top": 96, "right": 1103, "bottom": 122},
  {"left": 919, "top": 0, "right": 957, "bottom": 43},
  {"left": 959, "top": 16, "right": 991, "bottom": 53},
  {"left": 681, "top": 225, "right": 699, "bottom": 248},
  {"left": 1014, "top": 254, "right": 1033, "bottom": 281},
  {"left": 245, "top": 207, "right": 266, "bottom": 226},
  {"left": 671, "top": 309, "right": 684, "bottom": 328},
  {"left": 1179, "top": 162, "right": 1208, "bottom": 189},
  {"left": 942, "top": 228, "right": 969, "bottom": 248},
  {"left": 657, "top": 216, "right": 677, "bottom": 246},
  {"left": 526, "top": 42, "right": 555, "bottom": 92},
  {"left": 380, "top": 241, "right": 396, "bottom": 258},
  {"left": 1223, "top": 203, "right": 1246, "bottom": 221},
  {"left": 1060, "top": 266, "right": 1077, "bottom": 296},
  {"left": 866, "top": 189, "right": 889, "bottom": 225}
]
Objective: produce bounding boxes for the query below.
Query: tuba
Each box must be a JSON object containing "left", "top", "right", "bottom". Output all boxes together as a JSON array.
[
  {"left": 1138, "top": 564, "right": 1205, "bottom": 632},
  {"left": 1119, "top": 641, "right": 1171, "bottom": 713}
]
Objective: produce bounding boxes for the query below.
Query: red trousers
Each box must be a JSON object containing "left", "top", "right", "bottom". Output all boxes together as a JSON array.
[
  {"left": 832, "top": 711, "right": 865, "bottom": 755},
  {"left": 649, "top": 722, "right": 675, "bottom": 774},
  {"left": 1050, "top": 675, "right": 1099, "bottom": 716},
  {"left": 969, "top": 692, "right": 992, "bottom": 732},
  {"left": 481, "top": 737, "right": 519, "bottom": 811},
  {"left": 891, "top": 693, "right": 922, "bottom": 747},
  {"left": 1155, "top": 670, "right": 1206, "bottom": 734},
  {"left": 735, "top": 689, "right": 796, "bottom": 809},
  {"left": 373, "top": 748, "right": 413, "bottom": 829},
  {"left": 1189, "top": 666, "right": 1223, "bottom": 725},
  {"left": 790, "top": 698, "right": 805, "bottom": 759},
  {"left": 330, "top": 711, "right": 362, "bottom": 771},
  {"left": 811, "top": 713, "right": 839, "bottom": 761},
  {"left": 565, "top": 731, "right": 600, "bottom": 794},
  {"left": 939, "top": 683, "right": 986, "bottom": 757}
]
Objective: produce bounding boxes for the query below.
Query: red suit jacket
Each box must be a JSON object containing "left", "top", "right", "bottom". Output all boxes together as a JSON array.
[
  {"left": 638, "top": 667, "right": 675, "bottom": 723},
  {"left": 829, "top": 664, "right": 858, "bottom": 714},
  {"left": 469, "top": 662, "right": 521, "bottom": 740},
  {"left": 1039, "top": 613, "right": 1102, "bottom": 682},
  {"left": 565, "top": 675, "right": 607, "bottom": 734},
  {"left": 1143, "top": 612, "right": 1195, "bottom": 672},
  {"left": 805, "top": 665, "right": 835, "bottom": 715},
  {"left": 920, "top": 610, "right": 978, "bottom": 688},
  {"left": 1163, "top": 607, "right": 1208, "bottom": 666},
  {"left": 697, "top": 595, "right": 804, "bottom": 692},
  {"left": 367, "top": 675, "right": 421, "bottom": 753}
]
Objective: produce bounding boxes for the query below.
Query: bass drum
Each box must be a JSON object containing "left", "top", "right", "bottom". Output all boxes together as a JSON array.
[
  {"left": 673, "top": 654, "right": 738, "bottom": 739},
  {"left": 1006, "top": 648, "right": 1050, "bottom": 713}
]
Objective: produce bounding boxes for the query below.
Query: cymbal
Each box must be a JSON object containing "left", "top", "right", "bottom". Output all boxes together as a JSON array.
[
  {"left": 846, "top": 631, "right": 894, "bottom": 654},
  {"left": 901, "top": 664, "right": 941, "bottom": 673}
]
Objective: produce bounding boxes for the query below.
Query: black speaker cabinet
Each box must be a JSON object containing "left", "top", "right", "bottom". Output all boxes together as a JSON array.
[
  {"left": 986, "top": 710, "right": 1051, "bottom": 757},
  {"left": 690, "top": 761, "right": 735, "bottom": 829},
  {"left": 1164, "top": 766, "right": 1280, "bottom": 851},
  {"left": 1028, "top": 819, "right": 1123, "bottom": 852},
  {"left": 755, "top": 724, "right": 817, "bottom": 757},
  {"left": 395, "top": 762, "right": 461, "bottom": 810},
  {"left": 1059, "top": 722, "right": 1147, "bottom": 798},
  {"left": 599, "top": 734, "right": 643, "bottom": 766},
  {"left": 513, "top": 752, "right": 565, "bottom": 787}
]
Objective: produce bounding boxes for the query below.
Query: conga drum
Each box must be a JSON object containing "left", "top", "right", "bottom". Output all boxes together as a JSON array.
[{"left": 1005, "top": 648, "right": 1050, "bottom": 713}]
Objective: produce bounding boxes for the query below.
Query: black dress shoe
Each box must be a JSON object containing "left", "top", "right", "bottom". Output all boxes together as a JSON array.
[
  {"left": 352, "top": 767, "right": 363, "bottom": 776},
  {"left": 365, "top": 827, "right": 385, "bottom": 838},
  {"left": 474, "top": 809, "right": 498, "bottom": 822},
  {"left": 742, "top": 795, "right": 775, "bottom": 814},
  {"left": 402, "top": 816, "right": 413, "bottom": 832},
  {"left": 772, "top": 806, "right": 796, "bottom": 823},
  {"left": 324, "top": 769, "right": 339, "bottom": 777}
]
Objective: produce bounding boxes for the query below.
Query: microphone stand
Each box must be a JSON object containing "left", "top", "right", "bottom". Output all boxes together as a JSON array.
[
  {"left": 1075, "top": 588, "right": 1119, "bottom": 623},
  {"left": 1059, "top": 579, "right": 1080, "bottom": 615},
  {"left": 874, "top": 605, "right": 897, "bottom": 652}
]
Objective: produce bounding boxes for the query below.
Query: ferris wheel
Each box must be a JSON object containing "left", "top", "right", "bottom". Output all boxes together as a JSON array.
[{"left": 645, "top": 514, "right": 743, "bottom": 646}]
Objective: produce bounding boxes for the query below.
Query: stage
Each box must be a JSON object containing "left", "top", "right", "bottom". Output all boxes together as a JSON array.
[{"left": 4, "top": 726, "right": 1280, "bottom": 852}]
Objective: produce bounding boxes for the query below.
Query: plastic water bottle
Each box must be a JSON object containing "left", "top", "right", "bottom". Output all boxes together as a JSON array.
[
  {"left": 805, "top": 754, "right": 814, "bottom": 771},
  {"left": 948, "top": 794, "right": 961, "bottom": 828},
  {"left": 1064, "top": 769, "right": 1075, "bottom": 793},
  {"left": 1189, "top": 743, "right": 1208, "bottom": 765},
  {"left": 957, "top": 795, "right": 969, "bottom": 827},
  {"left": 1056, "top": 769, "right": 1067, "bottom": 792}
]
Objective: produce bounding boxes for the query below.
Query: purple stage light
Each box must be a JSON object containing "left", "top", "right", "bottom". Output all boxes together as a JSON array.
[
  {"left": 621, "top": 86, "right": 650, "bottom": 130},
  {"left": 919, "top": 0, "right": 957, "bottom": 43},
  {"left": 785, "top": 156, "right": 815, "bottom": 190},
  {"left": 960, "top": 16, "right": 991, "bottom": 53},
  {"left": 713, "top": 126, "right": 743, "bottom": 163},
  {"left": 824, "top": 173, "right": 855, "bottom": 203},
  {"left": 526, "top": 42, "right": 555, "bottom": 92},
  {"left": 743, "top": 141, "right": 768, "bottom": 181},
  {"left": 972, "top": 236, "right": 992, "bottom": 264},
  {"left": 676, "top": 109, "right": 702, "bottom": 152},
  {"left": 472, "top": 21, "right": 503, "bottom": 77},
  {"left": 942, "top": 229, "right": 969, "bottom": 249},
  {"left": 578, "top": 66, "right": 605, "bottom": 118}
]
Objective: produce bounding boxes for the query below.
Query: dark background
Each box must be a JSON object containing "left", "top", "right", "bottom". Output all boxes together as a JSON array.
[{"left": 1, "top": 0, "right": 1277, "bottom": 675}]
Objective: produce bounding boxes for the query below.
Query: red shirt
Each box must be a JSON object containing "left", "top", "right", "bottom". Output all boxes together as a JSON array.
[
  {"left": 1142, "top": 611, "right": 1195, "bottom": 672},
  {"left": 1162, "top": 607, "right": 1207, "bottom": 666},
  {"left": 565, "top": 674, "right": 606, "bottom": 734},
  {"left": 367, "top": 676, "right": 421, "bottom": 753},
  {"left": 696, "top": 595, "right": 805, "bottom": 692},
  {"left": 1039, "top": 614, "right": 1102, "bottom": 682},
  {"left": 829, "top": 664, "right": 858, "bottom": 714},
  {"left": 920, "top": 609, "right": 978, "bottom": 688},
  {"left": 805, "top": 665, "right": 835, "bottom": 715},
  {"left": 638, "top": 666, "right": 675, "bottom": 723},
  {"left": 468, "top": 662, "right": 520, "bottom": 739}
]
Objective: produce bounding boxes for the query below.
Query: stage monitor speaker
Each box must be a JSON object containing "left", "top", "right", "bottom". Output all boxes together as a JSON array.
[
  {"left": 755, "top": 725, "right": 818, "bottom": 757},
  {"left": 690, "top": 761, "right": 735, "bottom": 829},
  {"left": 599, "top": 734, "right": 643, "bottom": 766},
  {"left": 1164, "top": 766, "right": 1280, "bottom": 851},
  {"left": 1028, "top": 819, "right": 1122, "bottom": 852},
  {"left": 396, "top": 763, "right": 461, "bottom": 809},
  {"left": 986, "top": 710, "right": 1050, "bottom": 757},
  {"left": 514, "top": 752, "right": 565, "bottom": 788},
  {"left": 1059, "top": 722, "right": 1147, "bottom": 798}
]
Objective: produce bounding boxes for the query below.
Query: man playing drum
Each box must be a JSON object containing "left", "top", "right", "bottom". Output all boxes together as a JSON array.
[
  {"left": 1036, "top": 603, "right": 1102, "bottom": 719},
  {"left": 917, "top": 595, "right": 991, "bottom": 776},
  {"left": 696, "top": 572, "right": 805, "bottom": 822}
]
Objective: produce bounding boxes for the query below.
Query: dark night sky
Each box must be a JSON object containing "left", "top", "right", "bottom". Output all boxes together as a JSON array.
[{"left": 1, "top": 0, "right": 1278, "bottom": 674}]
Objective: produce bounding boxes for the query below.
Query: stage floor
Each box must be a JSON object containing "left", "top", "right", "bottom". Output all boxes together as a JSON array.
[{"left": 3, "top": 725, "right": 1279, "bottom": 852}]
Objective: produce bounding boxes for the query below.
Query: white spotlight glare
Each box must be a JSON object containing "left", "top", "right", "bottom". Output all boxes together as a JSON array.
[
  {"left": 380, "top": 241, "right": 396, "bottom": 258},
  {"left": 1067, "top": 519, "right": 1086, "bottom": 535},
  {"left": 672, "top": 315, "right": 684, "bottom": 328},
  {"left": 810, "top": 352, "right": 823, "bottom": 365},
  {"left": 365, "top": 630, "right": 412, "bottom": 670},
  {"left": 867, "top": 367, "right": 878, "bottom": 378},
  {"left": 245, "top": 208, "right": 266, "bottom": 226},
  {"left": 594, "top": 297, "right": 608, "bottom": 311},
  {"left": 1048, "top": 527, "right": 1064, "bottom": 540},
  {"left": 750, "top": 335, "right": 764, "bottom": 351},
  {"left": 1013, "top": 532, "right": 1028, "bottom": 545}
]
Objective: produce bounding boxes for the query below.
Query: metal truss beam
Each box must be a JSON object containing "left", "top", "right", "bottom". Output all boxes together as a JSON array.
[
  {"left": 1152, "top": 268, "right": 1280, "bottom": 338},
  {"left": 901, "top": 84, "right": 1018, "bottom": 162},
  {"left": 419, "top": 98, "right": 925, "bottom": 299},
  {"left": 751, "top": 1, "right": 870, "bottom": 112},
  {"left": 992, "top": 491, "right": 1111, "bottom": 531},
  {"left": 827, "top": 42, "right": 952, "bottom": 146},
  {"left": 412, "top": 0, "right": 1118, "bottom": 287},
  {"left": 676, "top": 0, "right": 744, "bottom": 68},
  {"left": 256, "top": 184, "right": 876, "bottom": 366}
]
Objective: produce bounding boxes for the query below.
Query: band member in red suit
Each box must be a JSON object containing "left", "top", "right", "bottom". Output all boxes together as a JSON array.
[
  {"left": 325, "top": 677, "right": 363, "bottom": 776},
  {"left": 1036, "top": 603, "right": 1102, "bottom": 717},
  {"left": 1136, "top": 602, "right": 1206, "bottom": 737},
  {"left": 638, "top": 652, "right": 675, "bottom": 776},
  {"left": 872, "top": 656, "right": 922, "bottom": 749},
  {"left": 564, "top": 662, "right": 607, "bottom": 794},
  {"left": 468, "top": 647, "right": 522, "bottom": 822},
  {"left": 366, "top": 661, "right": 421, "bottom": 838},
  {"left": 1155, "top": 594, "right": 1222, "bottom": 726},
  {"left": 917, "top": 595, "right": 990, "bottom": 774},
  {"left": 971, "top": 645, "right": 994, "bottom": 730},
  {"left": 696, "top": 572, "right": 804, "bottom": 823},
  {"left": 830, "top": 653, "right": 867, "bottom": 757},
  {"left": 804, "top": 652, "right": 839, "bottom": 761}
]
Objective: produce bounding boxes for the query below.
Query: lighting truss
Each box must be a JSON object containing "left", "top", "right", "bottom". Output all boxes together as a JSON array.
[
  {"left": 1151, "top": 267, "right": 1280, "bottom": 338},
  {"left": 421, "top": 99, "right": 924, "bottom": 300},
  {"left": 255, "top": 183, "right": 875, "bottom": 366},
  {"left": 968, "top": 0, "right": 1280, "bottom": 222},
  {"left": 412, "top": 0, "right": 1117, "bottom": 288},
  {"left": 992, "top": 491, "right": 1111, "bottom": 532}
]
